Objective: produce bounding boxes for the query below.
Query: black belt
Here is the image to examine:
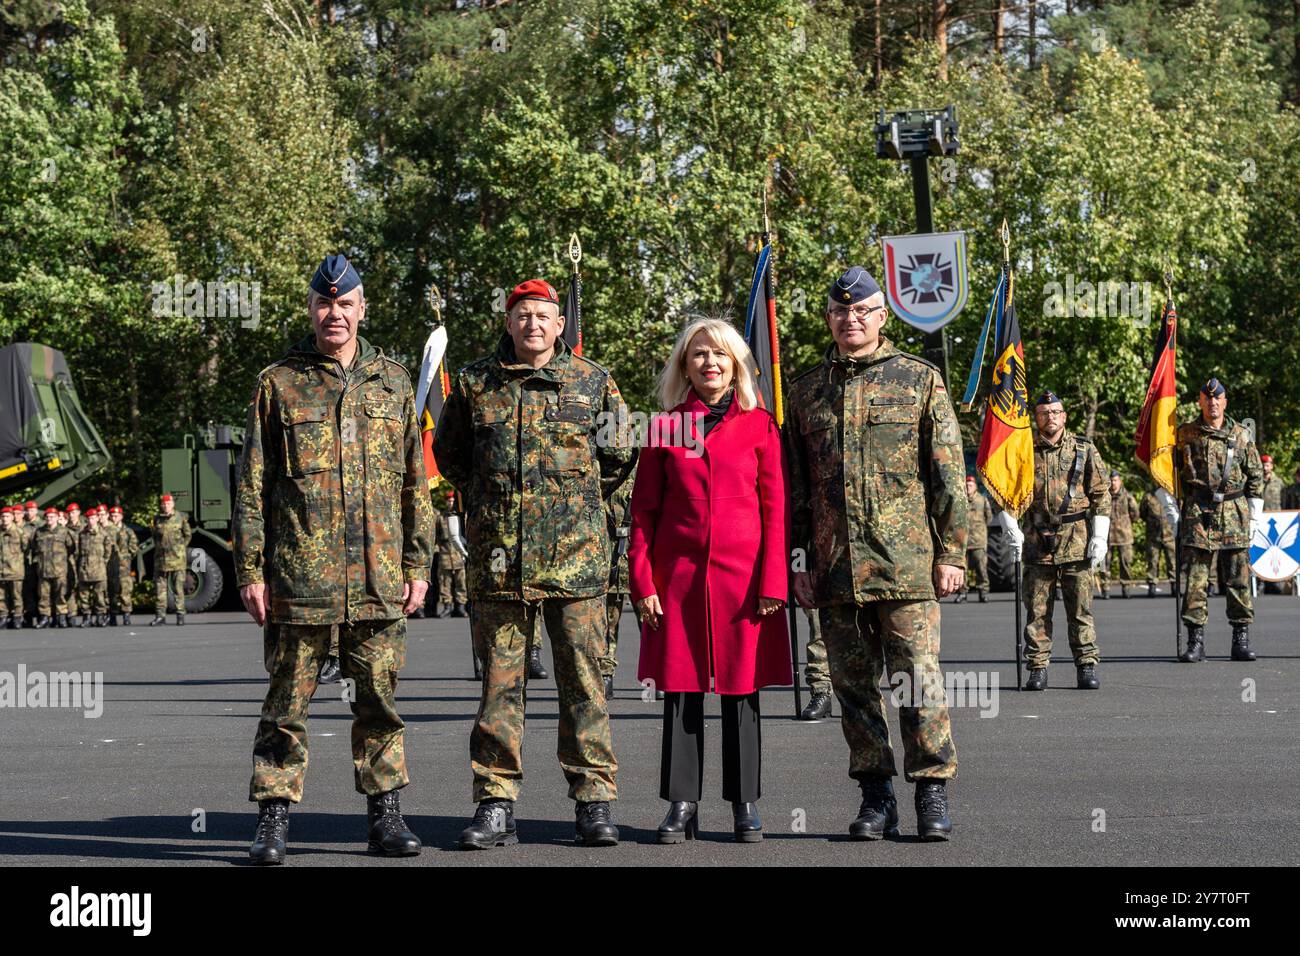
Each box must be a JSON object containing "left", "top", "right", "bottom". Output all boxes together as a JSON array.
[
  {"left": 1195, "top": 489, "right": 1244, "bottom": 505},
  {"left": 1043, "top": 511, "right": 1087, "bottom": 527}
]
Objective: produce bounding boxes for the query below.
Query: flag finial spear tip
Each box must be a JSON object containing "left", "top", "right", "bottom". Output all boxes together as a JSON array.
[
  {"left": 762, "top": 183, "right": 770, "bottom": 238},
  {"left": 426, "top": 282, "right": 443, "bottom": 328},
  {"left": 567, "top": 233, "right": 582, "bottom": 270},
  {"left": 1000, "top": 218, "right": 1010, "bottom": 262}
]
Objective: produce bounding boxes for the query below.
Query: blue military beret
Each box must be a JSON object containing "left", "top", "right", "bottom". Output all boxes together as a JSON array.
[
  {"left": 828, "top": 266, "right": 881, "bottom": 306},
  {"left": 310, "top": 254, "right": 361, "bottom": 298},
  {"left": 1036, "top": 390, "right": 1063, "bottom": 407},
  {"left": 1200, "top": 377, "right": 1225, "bottom": 397}
]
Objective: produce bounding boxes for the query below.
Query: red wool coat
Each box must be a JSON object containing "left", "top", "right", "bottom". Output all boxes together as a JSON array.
[{"left": 629, "top": 390, "right": 793, "bottom": 694}]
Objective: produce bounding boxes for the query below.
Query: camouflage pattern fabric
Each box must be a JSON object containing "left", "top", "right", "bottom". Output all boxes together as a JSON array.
[
  {"left": 77, "top": 525, "right": 111, "bottom": 582},
  {"left": 784, "top": 337, "right": 968, "bottom": 606},
  {"left": 106, "top": 523, "right": 140, "bottom": 613},
  {"left": 802, "top": 604, "right": 831, "bottom": 695},
  {"left": 250, "top": 617, "right": 410, "bottom": 802},
  {"left": 1099, "top": 544, "right": 1134, "bottom": 592},
  {"left": 152, "top": 512, "right": 192, "bottom": 573},
  {"left": 818, "top": 600, "right": 956, "bottom": 782},
  {"left": 964, "top": 547, "right": 988, "bottom": 593},
  {"left": 1107, "top": 487, "right": 1140, "bottom": 545},
  {"left": 155, "top": 570, "right": 185, "bottom": 615},
  {"left": 232, "top": 334, "right": 434, "bottom": 624},
  {"left": 434, "top": 512, "right": 466, "bottom": 571},
  {"left": 1261, "top": 474, "right": 1284, "bottom": 512},
  {"left": 599, "top": 592, "right": 622, "bottom": 680},
  {"left": 470, "top": 596, "right": 616, "bottom": 803},
  {"left": 0, "top": 524, "right": 24, "bottom": 582},
  {"left": 438, "top": 561, "right": 468, "bottom": 605},
  {"left": 966, "top": 487, "right": 990, "bottom": 550},
  {"left": 432, "top": 334, "right": 637, "bottom": 602},
  {"left": 0, "top": 580, "right": 21, "bottom": 618},
  {"left": 1022, "top": 561, "right": 1099, "bottom": 668},
  {"left": 1023, "top": 430, "right": 1110, "bottom": 565},
  {"left": 1182, "top": 547, "right": 1252, "bottom": 626}
]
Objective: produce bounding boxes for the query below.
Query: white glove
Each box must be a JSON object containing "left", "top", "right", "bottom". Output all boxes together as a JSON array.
[
  {"left": 996, "top": 510, "right": 1024, "bottom": 561},
  {"left": 1249, "top": 497, "right": 1264, "bottom": 544},
  {"left": 448, "top": 515, "right": 469, "bottom": 560},
  {"left": 1088, "top": 515, "right": 1110, "bottom": 571},
  {"left": 1154, "top": 487, "right": 1180, "bottom": 532}
]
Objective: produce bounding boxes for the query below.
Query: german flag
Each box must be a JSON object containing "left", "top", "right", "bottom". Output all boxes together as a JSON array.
[
  {"left": 744, "top": 240, "right": 783, "bottom": 426},
  {"left": 1134, "top": 295, "right": 1178, "bottom": 495}
]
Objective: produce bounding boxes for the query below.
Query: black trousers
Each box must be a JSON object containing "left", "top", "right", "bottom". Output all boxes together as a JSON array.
[{"left": 660, "top": 691, "right": 761, "bottom": 803}]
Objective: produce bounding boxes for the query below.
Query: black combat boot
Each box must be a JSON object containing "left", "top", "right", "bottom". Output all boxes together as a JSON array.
[
  {"left": 1098, "top": 587, "right": 1110, "bottom": 600},
  {"left": 457, "top": 799, "right": 517, "bottom": 850},
  {"left": 1076, "top": 663, "right": 1100, "bottom": 689},
  {"left": 1146, "top": 584, "right": 1159, "bottom": 597},
  {"left": 574, "top": 800, "right": 618, "bottom": 847},
  {"left": 122, "top": 614, "right": 131, "bottom": 626},
  {"left": 955, "top": 591, "right": 966, "bottom": 603},
  {"left": 528, "top": 645, "right": 548, "bottom": 680},
  {"left": 57, "top": 614, "right": 68, "bottom": 628},
  {"left": 799, "top": 691, "right": 833, "bottom": 721},
  {"left": 317, "top": 656, "right": 341, "bottom": 684},
  {"left": 434, "top": 604, "right": 450, "bottom": 618},
  {"left": 10, "top": 615, "right": 22, "bottom": 630},
  {"left": 451, "top": 603, "right": 468, "bottom": 618},
  {"left": 0, "top": 614, "right": 7, "bottom": 630},
  {"left": 602, "top": 673, "right": 615, "bottom": 700},
  {"left": 150, "top": 614, "right": 165, "bottom": 626},
  {"left": 1121, "top": 585, "right": 1130, "bottom": 598},
  {"left": 249, "top": 798, "right": 290, "bottom": 866},
  {"left": 175, "top": 612, "right": 185, "bottom": 626},
  {"left": 849, "top": 776, "right": 899, "bottom": 840},
  {"left": 1179, "top": 625, "right": 1205, "bottom": 663},
  {"left": 410, "top": 606, "right": 425, "bottom": 619},
  {"left": 732, "top": 802, "right": 762, "bottom": 842},
  {"left": 1231, "top": 624, "right": 1256, "bottom": 662},
  {"left": 73, "top": 614, "right": 85, "bottom": 628},
  {"left": 978, "top": 590, "right": 988, "bottom": 603},
  {"left": 33, "top": 615, "right": 49, "bottom": 629},
  {"left": 656, "top": 801, "right": 699, "bottom": 844},
  {"left": 915, "top": 780, "right": 953, "bottom": 841},
  {"left": 1024, "top": 668, "right": 1048, "bottom": 691},
  {"left": 366, "top": 790, "right": 421, "bottom": 856},
  {"left": 108, "top": 613, "right": 118, "bottom": 626}
]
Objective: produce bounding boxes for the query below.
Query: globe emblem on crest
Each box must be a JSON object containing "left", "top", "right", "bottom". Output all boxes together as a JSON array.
[{"left": 897, "top": 253, "right": 955, "bottom": 305}]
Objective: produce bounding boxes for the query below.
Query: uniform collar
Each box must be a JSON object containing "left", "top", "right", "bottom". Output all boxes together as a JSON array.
[
  {"left": 1197, "top": 414, "right": 1235, "bottom": 438},
  {"left": 1035, "top": 428, "right": 1071, "bottom": 450},
  {"left": 494, "top": 333, "right": 572, "bottom": 384},
  {"left": 289, "top": 333, "right": 380, "bottom": 373},
  {"left": 821, "top": 336, "right": 897, "bottom": 380}
]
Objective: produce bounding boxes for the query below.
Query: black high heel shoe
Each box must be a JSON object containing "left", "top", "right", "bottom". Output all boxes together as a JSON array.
[
  {"left": 732, "top": 801, "right": 762, "bottom": 842},
  {"left": 657, "top": 801, "right": 699, "bottom": 844}
]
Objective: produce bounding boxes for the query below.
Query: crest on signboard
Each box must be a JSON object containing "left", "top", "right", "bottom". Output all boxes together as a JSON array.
[
  {"left": 881, "top": 230, "right": 969, "bottom": 333},
  {"left": 1250, "top": 511, "right": 1300, "bottom": 582}
]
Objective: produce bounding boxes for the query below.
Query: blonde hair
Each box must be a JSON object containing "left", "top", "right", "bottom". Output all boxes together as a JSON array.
[{"left": 656, "top": 317, "right": 759, "bottom": 412}]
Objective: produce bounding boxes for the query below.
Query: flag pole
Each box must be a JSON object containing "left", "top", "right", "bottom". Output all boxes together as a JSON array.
[
  {"left": 1165, "top": 266, "right": 1181, "bottom": 658},
  {"left": 999, "top": 220, "right": 1024, "bottom": 691}
]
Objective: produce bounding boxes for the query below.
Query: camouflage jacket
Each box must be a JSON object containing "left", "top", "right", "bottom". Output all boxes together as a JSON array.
[
  {"left": 1175, "top": 416, "right": 1262, "bottom": 550},
  {"left": 1023, "top": 430, "right": 1110, "bottom": 565},
  {"left": 1261, "top": 474, "right": 1284, "bottom": 511},
  {"left": 1107, "top": 488, "right": 1140, "bottom": 545},
  {"left": 784, "top": 337, "right": 968, "bottom": 605},
  {"left": 152, "top": 513, "right": 192, "bottom": 572},
  {"left": 432, "top": 334, "right": 637, "bottom": 601},
  {"left": 0, "top": 525, "right": 25, "bottom": 580},
  {"left": 434, "top": 512, "right": 466, "bottom": 571},
  {"left": 29, "top": 525, "right": 76, "bottom": 578},
  {"left": 1284, "top": 482, "right": 1300, "bottom": 511},
  {"left": 107, "top": 523, "right": 140, "bottom": 565},
  {"left": 1139, "top": 491, "right": 1175, "bottom": 546},
  {"left": 77, "top": 526, "right": 112, "bottom": 582},
  {"left": 966, "top": 489, "right": 990, "bottom": 551}
]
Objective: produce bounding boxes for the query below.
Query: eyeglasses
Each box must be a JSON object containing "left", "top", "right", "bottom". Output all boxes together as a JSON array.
[{"left": 828, "top": 305, "right": 886, "bottom": 323}]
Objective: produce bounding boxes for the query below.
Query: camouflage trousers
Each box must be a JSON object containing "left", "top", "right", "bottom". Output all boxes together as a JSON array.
[
  {"left": 470, "top": 596, "right": 616, "bottom": 803},
  {"left": 1023, "top": 561, "right": 1099, "bottom": 668},
  {"left": 66, "top": 570, "right": 78, "bottom": 613},
  {"left": 964, "top": 547, "right": 988, "bottom": 594},
  {"left": 802, "top": 605, "right": 831, "bottom": 695},
  {"left": 250, "top": 618, "right": 409, "bottom": 803},
  {"left": 1181, "top": 546, "right": 1252, "bottom": 626},
  {"left": 155, "top": 570, "right": 185, "bottom": 615},
  {"left": 1, "top": 579, "right": 24, "bottom": 617},
  {"left": 1146, "top": 541, "right": 1175, "bottom": 585},
  {"left": 599, "top": 592, "right": 625, "bottom": 679},
  {"left": 819, "top": 600, "right": 956, "bottom": 782},
  {"left": 36, "top": 577, "right": 68, "bottom": 616},
  {"left": 1097, "top": 545, "right": 1134, "bottom": 592},
  {"left": 77, "top": 581, "right": 108, "bottom": 615},
  {"left": 438, "top": 565, "right": 467, "bottom": 605},
  {"left": 109, "top": 562, "right": 134, "bottom": 613}
]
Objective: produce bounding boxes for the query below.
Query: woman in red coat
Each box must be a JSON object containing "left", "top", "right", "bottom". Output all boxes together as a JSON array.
[{"left": 629, "top": 317, "right": 792, "bottom": 844}]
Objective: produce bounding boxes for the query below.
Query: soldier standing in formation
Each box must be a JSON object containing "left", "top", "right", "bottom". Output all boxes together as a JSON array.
[
  {"left": 106, "top": 505, "right": 139, "bottom": 625},
  {"left": 1139, "top": 487, "right": 1176, "bottom": 597},
  {"left": 1, "top": 507, "right": 26, "bottom": 628},
  {"left": 998, "top": 391, "right": 1110, "bottom": 691},
  {"left": 600, "top": 475, "right": 634, "bottom": 700},
  {"left": 434, "top": 489, "right": 468, "bottom": 619},
  {"left": 960, "top": 474, "right": 990, "bottom": 603},
  {"left": 785, "top": 266, "right": 966, "bottom": 841},
  {"left": 1174, "top": 379, "right": 1262, "bottom": 663},
  {"left": 798, "top": 609, "right": 833, "bottom": 721},
  {"left": 235, "top": 254, "right": 433, "bottom": 865},
  {"left": 1098, "top": 471, "right": 1140, "bottom": 599},
  {"left": 21, "top": 500, "right": 38, "bottom": 625},
  {"left": 30, "top": 507, "right": 76, "bottom": 628},
  {"left": 434, "top": 278, "right": 637, "bottom": 850},
  {"left": 151, "top": 493, "right": 192, "bottom": 626},
  {"left": 63, "top": 503, "right": 81, "bottom": 624},
  {"left": 76, "top": 506, "right": 111, "bottom": 627},
  {"left": 1259, "top": 455, "right": 1283, "bottom": 511}
]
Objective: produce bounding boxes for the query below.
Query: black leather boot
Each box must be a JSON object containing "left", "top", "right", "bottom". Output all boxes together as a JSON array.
[
  {"left": 656, "top": 801, "right": 699, "bottom": 844},
  {"left": 799, "top": 691, "right": 833, "bottom": 721},
  {"left": 1231, "top": 624, "right": 1256, "bottom": 662},
  {"left": 249, "top": 798, "right": 290, "bottom": 865},
  {"left": 410, "top": 606, "right": 425, "bottom": 619},
  {"left": 1180, "top": 625, "right": 1205, "bottom": 663},
  {"left": 602, "top": 673, "right": 615, "bottom": 700},
  {"left": 34, "top": 615, "right": 49, "bottom": 629},
  {"left": 732, "top": 802, "right": 762, "bottom": 842},
  {"left": 528, "top": 645, "right": 548, "bottom": 680},
  {"left": 849, "top": 776, "right": 899, "bottom": 840},
  {"left": 74, "top": 614, "right": 87, "bottom": 628},
  {"left": 176, "top": 613, "right": 185, "bottom": 626},
  {"left": 574, "top": 801, "right": 618, "bottom": 846},
  {"left": 978, "top": 590, "right": 988, "bottom": 603},
  {"left": 1076, "top": 663, "right": 1100, "bottom": 689},
  {"left": 1121, "top": 585, "right": 1130, "bottom": 598},
  {"left": 457, "top": 799, "right": 516, "bottom": 850},
  {"left": 434, "top": 604, "right": 450, "bottom": 618},
  {"left": 317, "top": 656, "right": 341, "bottom": 684},
  {"left": 150, "top": 614, "right": 165, "bottom": 626},
  {"left": 452, "top": 603, "right": 468, "bottom": 618},
  {"left": 1024, "top": 667, "right": 1048, "bottom": 691},
  {"left": 57, "top": 614, "right": 68, "bottom": 628},
  {"left": 367, "top": 790, "right": 421, "bottom": 856},
  {"left": 10, "top": 615, "right": 21, "bottom": 629},
  {"left": 915, "top": 780, "right": 953, "bottom": 841},
  {"left": 109, "top": 613, "right": 118, "bottom": 626},
  {"left": 122, "top": 613, "right": 131, "bottom": 626}
]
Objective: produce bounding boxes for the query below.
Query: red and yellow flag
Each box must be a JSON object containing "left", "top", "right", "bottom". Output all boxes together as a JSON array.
[
  {"left": 975, "top": 268, "right": 1034, "bottom": 515},
  {"left": 1134, "top": 296, "right": 1179, "bottom": 495}
]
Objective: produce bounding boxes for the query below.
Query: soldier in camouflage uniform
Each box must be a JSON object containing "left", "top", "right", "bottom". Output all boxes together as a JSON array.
[
  {"left": 106, "top": 505, "right": 139, "bottom": 625},
  {"left": 76, "top": 507, "right": 112, "bottom": 627},
  {"left": 150, "top": 495, "right": 191, "bottom": 625},
  {"left": 234, "top": 254, "right": 433, "bottom": 865},
  {"left": 1097, "top": 472, "right": 1140, "bottom": 598},
  {"left": 434, "top": 490, "right": 469, "bottom": 618},
  {"left": 1260, "top": 455, "right": 1283, "bottom": 511},
  {"left": 600, "top": 471, "right": 635, "bottom": 700},
  {"left": 29, "top": 508, "right": 76, "bottom": 627},
  {"left": 798, "top": 609, "right": 833, "bottom": 720},
  {"left": 785, "top": 266, "right": 966, "bottom": 842},
  {"left": 961, "top": 475, "right": 991, "bottom": 603},
  {"left": 1175, "top": 378, "right": 1263, "bottom": 663},
  {"left": 63, "top": 503, "right": 81, "bottom": 624},
  {"left": 1139, "top": 489, "right": 1176, "bottom": 596},
  {"left": 998, "top": 392, "right": 1110, "bottom": 691},
  {"left": 434, "top": 277, "right": 637, "bottom": 849},
  {"left": 1, "top": 507, "right": 26, "bottom": 628},
  {"left": 21, "top": 501, "right": 39, "bottom": 625}
]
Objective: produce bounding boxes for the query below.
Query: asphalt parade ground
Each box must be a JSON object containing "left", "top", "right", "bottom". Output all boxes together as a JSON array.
[{"left": 2, "top": 589, "right": 1297, "bottom": 868}]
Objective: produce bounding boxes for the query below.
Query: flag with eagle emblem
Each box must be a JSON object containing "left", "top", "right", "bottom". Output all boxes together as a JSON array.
[{"left": 1134, "top": 294, "right": 1178, "bottom": 496}]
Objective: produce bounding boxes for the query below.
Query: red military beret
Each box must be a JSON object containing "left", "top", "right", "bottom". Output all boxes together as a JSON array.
[
  {"left": 67, "top": 502, "right": 80, "bottom": 511},
  {"left": 45, "top": 507, "right": 59, "bottom": 515},
  {"left": 161, "top": 494, "right": 173, "bottom": 502},
  {"left": 506, "top": 279, "right": 558, "bottom": 313},
  {"left": 25, "top": 500, "right": 37, "bottom": 509},
  {"left": 1261, "top": 454, "right": 1272, "bottom": 464},
  {"left": 110, "top": 505, "right": 123, "bottom": 514}
]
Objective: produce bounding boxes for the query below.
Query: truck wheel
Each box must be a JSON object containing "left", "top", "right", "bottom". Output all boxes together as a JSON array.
[
  {"left": 184, "top": 546, "right": 225, "bottom": 614},
  {"left": 987, "top": 526, "right": 1018, "bottom": 593}
]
